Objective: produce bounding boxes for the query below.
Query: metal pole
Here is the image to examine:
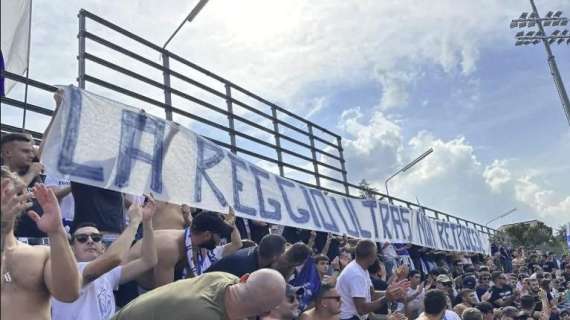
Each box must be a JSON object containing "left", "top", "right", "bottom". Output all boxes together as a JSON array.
[
  {"left": 161, "top": 52, "right": 173, "bottom": 120},
  {"left": 162, "top": 0, "right": 209, "bottom": 50},
  {"left": 485, "top": 208, "right": 517, "bottom": 227},
  {"left": 529, "top": 0, "right": 570, "bottom": 125},
  {"left": 21, "top": 0, "right": 33, "bottom": 131},
  {"left": 78, "top": 10, "right": 86, "bottom": 89},
  {"left": 384, "top": 147, "right": 433, "bottom": 197}
]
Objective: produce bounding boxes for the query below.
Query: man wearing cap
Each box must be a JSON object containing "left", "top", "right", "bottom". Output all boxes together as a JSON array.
[
  {"left": 435, "top": 274, "right": 456, "bottom": 303},
  {"left": 127, "top": 209, "right": 241, "bottom": 290},
  {"left": 262, "top": 284, "right": 304, "bottom": 320}
]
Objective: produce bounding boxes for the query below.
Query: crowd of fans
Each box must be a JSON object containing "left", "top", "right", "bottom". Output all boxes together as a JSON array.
[{"left": 1, "top": 93, "right": 569, "bottom": 320}]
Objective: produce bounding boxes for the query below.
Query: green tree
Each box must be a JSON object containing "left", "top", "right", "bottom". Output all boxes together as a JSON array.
[{"left": 503, "top": 222, "right": 568, "bottom": 254}]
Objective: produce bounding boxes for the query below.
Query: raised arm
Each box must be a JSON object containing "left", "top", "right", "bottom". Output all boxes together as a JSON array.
[
  {"left": 38, "top": 89, "right": 64, "bottom": 158},
  {"left": 320, "top": 233, "right": 333, "bottom": 256},
  {"left": 30, "top": 184, "right": 80, "bottom": 302},
  {"left": 221, "top": 207, "right": 242, "bottom": 257},
  {"left": 81, "top": 201, "right": 142, "bottom": 285},
  {"left": 1, "top": 178, "right": 33, "bottom": 257},
  {"left": 119, "top": 197, "right": 158, "bottom": 284}
]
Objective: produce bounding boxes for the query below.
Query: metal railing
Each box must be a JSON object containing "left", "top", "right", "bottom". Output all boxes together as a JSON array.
[{"left": 0, "top": 9, "right": 496, "bottom": 236}]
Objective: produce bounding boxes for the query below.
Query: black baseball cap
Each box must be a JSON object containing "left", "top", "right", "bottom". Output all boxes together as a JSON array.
[{"left": 191, "top": 211, "right": 233, "bottom": 238}]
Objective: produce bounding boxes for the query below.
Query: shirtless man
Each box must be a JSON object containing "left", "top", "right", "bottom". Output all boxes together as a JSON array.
[
  {"left": 1, "top": 168, "right": 81, "bottom": 320},
  {"left": 151, "top": 201, "right": 187, "bottom": 230},
  {"left": 128, "top": 207, "right": 242, "bottom": 290}
]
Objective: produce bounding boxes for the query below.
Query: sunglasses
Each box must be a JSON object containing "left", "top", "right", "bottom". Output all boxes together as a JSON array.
[
  {"left": 286, "top": 295, "right": 299, "bottom": 303},
  {"left": 74, "top": 233, "right": 103, "bottom": 243},
  {"left": 322, "top": 296, "right": 341, "bottom": 302},
  {"left": 480, "top": 277, "right": 490, "bottom": 280}
]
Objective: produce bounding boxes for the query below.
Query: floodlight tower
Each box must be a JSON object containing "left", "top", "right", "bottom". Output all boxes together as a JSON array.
[{"left": 510, "top": 0, "right": 570, "bottom": 126}]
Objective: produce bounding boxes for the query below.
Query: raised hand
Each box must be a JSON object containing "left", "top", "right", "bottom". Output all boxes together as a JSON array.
[
  {"left": 27, "top": 184, "right": 64, "bottom": 235},
  {"left": 1, "top": 178, "right": 33, "bottom": 224},
  {"left": 225, "top": 206, "right": 236, "bottom": 226},
  {"left": 127, "top": 201, "right": 143, "bottom": 225},
  {"left": 141, "top": 195, "right": 157, "bottom": 222},
  {"left": 386, "top": 279, "right": 411, "bottom": 301},
  {"left": 28, "top": 162, "right": 45, "bottom": 177},
  {"left": 395, "top": 264, "right": 409, "bottom": 280}
]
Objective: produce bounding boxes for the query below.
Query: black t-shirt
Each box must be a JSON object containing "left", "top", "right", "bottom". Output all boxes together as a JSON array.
[
  {"left": 71, "top": 182, "right": 124, "bottom": 233},
  {"left": 542, "top": 261, "right": 557, "bottom": 272},
  {"left": 489, "top": 285, "right": 514, "bottom": 307},
  {"left": 206, "top": 247, "right": 259, "bottom": 277},
  {"left": 15, "top": 175, "right": 46, "bottom": 238},
  {"left": 371, "top": 276, "right": 388, "bottom": 315},
  {"left": 476, "top": 286, "right": 490, "bottom": 300}
]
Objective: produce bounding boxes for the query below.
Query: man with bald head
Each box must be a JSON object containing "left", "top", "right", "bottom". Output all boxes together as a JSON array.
[{"left": 111, "top": 268, "right": 286, "bottom": 320}]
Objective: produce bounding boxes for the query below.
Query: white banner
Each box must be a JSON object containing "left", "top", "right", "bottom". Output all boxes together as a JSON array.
[{"left": 41, "top": 86, "right": 490, "bottom": 255}]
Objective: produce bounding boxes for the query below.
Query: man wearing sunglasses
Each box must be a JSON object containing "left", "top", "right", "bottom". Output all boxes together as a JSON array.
[
  {"left": 300, "top": 283, "right": 342, "bottom": 320},
  {"left": 488, "top": 272, "right": 515, "bottom": 308},
  {"left": 262, "top": 284, "right": 303, "bottom": 320},
  {"left": 51, "top": 198, "right": 158, "bottom": 320}
]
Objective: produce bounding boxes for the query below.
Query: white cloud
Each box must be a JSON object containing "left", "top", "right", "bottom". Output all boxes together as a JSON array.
[{"left": 483, "top": 160, "right": 512, "bottom": 193}]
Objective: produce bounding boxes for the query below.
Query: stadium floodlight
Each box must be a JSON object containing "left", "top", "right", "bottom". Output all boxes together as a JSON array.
[{"left": 510, "top": 0, "right": 570, "bottom": 126}]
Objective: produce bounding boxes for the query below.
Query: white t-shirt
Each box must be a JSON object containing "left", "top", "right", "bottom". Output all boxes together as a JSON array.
[
  {"left": 336, "top": 260, "right": 372, "bottom": 320},
  {"left": 382, "top": 244, "right": 398, "bottom": 260},
  {"left": 44, "top": 175, "right": 75, "bottom": 221},
  {"left": 443, "top": 310, "right": 462, "bottom": 320},
  {"left": 51, "top": 262, "right": 122, "bottom": 320}
]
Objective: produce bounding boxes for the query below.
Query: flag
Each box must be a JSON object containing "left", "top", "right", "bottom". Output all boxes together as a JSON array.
[
  {"left": 290, "top": 257, "right": 321, "bottom": 311},
  {"left": 1, "top": 0, "right": 32, "bottom": 96}
]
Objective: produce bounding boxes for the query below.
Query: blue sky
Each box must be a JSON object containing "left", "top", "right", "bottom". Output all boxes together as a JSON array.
[{"left": 2, "top": 0, "right": 569, "bottom": 229}]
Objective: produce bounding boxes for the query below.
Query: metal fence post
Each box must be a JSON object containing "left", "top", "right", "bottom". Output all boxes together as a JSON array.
[
  {"left": 337, "top": 136, "right": 350, "bottom": 195},
  {"left": 77, "top": 10, "right": 86, "bottom": 89},
  {"left": 162, "top": 52, "right": 173, "bottom": 121},
  {"left": 272, "top": 106, "right": 285, "bottom": 177},
  {"left": 225, "top": 83, "right": 237, "bottom": 154},
  {"left": 308, "top": 124, "right": 321, "bottom": 187}
]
